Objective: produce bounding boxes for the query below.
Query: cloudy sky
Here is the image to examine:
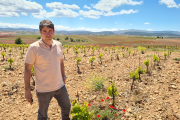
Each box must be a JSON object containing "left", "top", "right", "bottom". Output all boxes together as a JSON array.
[{"left": 0, "top": 0, "right": 180, "bottom": 32}]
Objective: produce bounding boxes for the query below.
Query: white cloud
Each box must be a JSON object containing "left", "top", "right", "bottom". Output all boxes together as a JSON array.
[
  {"left": 130, "top": 23, "right": 132, "bottom": 25},
  {"left": 79, "top": 18, "right": 83, "bottom": 19},
  {"left": 115, "top": 22, "right": 117, "bottom": 24},
  {"left": 84, "top": 5, "right": 91, "bottom": 9},
  {"left": 0, "top": 22, "right": 38, "bottom": 29},
  {"left": 46, "top": 2, "right": 63, "bottom": 9},
  {"left": 144, "top": 22, "right": 150, "bottom": 24},
  {"left": 50, "top": 9, "right": 79, "bottom": 17},
  {"left": 32, "top": 9, "right": 79, "bottom": 18},
  {"left": 0, "top": 22, "right": 118, "bottom": 32},
  {"left": 159, "top": 0, "right": 180, "bottom": 8},
  {"left": 32, "top": 10, "right": 47, "bottom": 18},
  {"left": 0, "top": 1, "right": 80, "bottom": 18},
  {"left": 46, "top": 2, "right": 80, "bottom": 10},
  {"left": 55, "top": 25, "right": 71, "bottom": 31},
  {"left": 63, "top": 4, "right": 80, "bottom": 10},
  {"left": 93, "top": 0, "right": 143, "bottom": 12},
  {"left": 79, "top": 10, "right": 102, "bottom": 19},
  {"left": 104, "top": 9, "right": 138, "bottom": 16},
  {"left": 0, "top": 12, "right": 20, "bottom": 17},
  {"left": 21, "top": 12, "right": 28, "bottom": 16},
  {"left": 35, "top": 2, "right": 80, "bottom": 18},
  {"left": 0, "top": 0, "right": 43, "bottom": 17},
  {"left": 147, "top": 29, "right": 153, "bottom": 31}
]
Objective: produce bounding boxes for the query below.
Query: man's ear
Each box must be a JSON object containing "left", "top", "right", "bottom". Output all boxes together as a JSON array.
[{"left": 39, "top": 30, "right": 42, "bottom": 35}]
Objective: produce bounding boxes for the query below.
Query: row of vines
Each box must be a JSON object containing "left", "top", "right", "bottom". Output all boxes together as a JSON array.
[{"left": 0, "top": 42, "right": 179, "bottom": 119}]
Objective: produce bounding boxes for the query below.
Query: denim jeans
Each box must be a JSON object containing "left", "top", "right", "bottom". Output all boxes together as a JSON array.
[{"left": 36, "top": 85, "right": 71, "bottom": 120}]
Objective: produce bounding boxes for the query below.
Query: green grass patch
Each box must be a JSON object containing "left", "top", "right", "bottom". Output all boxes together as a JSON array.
[
  {"left": 83, "top": 72, "right": 109, "bottom": 92},
  {"left": 128, "top": 36, "right": 157, "bottom": 39}
]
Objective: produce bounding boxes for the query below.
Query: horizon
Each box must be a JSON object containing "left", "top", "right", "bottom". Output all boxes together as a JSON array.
[
  {"left": 0, "top": 0, "right": 180, "bottom": 32},
  {"left": 1, "top": 28, "right": 180, "bottom": 32}
]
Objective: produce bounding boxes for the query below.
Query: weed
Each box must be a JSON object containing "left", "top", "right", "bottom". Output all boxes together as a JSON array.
[
  {"left": 173, "top": 58, "right": 180, "bottom": 61},
  {"left": 146, "top": 54, "right": 152, "bottom": 57},
  {"left": 71, "top": 101, "right": 93, "bottom": 120},
  {"left": 83, "top": 73, "right": 109, "bottom": 92}
]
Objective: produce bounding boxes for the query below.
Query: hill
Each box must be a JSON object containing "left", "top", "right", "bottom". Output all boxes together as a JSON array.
[{"left": 0, "top": 28, "right": 180, "bottom": 37}]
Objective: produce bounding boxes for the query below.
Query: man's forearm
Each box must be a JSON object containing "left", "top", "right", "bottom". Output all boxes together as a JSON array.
[
  {"left": 61, "top": 61, "right": 65, "bottom": 77},
  {"left": 24, "top": 70, "right": 31, "bottom": 91}
]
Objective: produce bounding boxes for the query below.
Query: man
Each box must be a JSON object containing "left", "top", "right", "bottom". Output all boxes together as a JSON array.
[{"left": 24, "top": 20, "right": 71, "bottom": 120}]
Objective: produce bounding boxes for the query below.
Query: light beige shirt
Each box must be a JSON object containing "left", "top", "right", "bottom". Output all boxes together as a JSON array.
[{"left": 25, "top": 39, "right": 64, "bottom": 92}]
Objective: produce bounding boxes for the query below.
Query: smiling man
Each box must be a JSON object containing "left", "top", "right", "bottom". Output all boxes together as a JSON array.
[{"left": 24, "top": 20, "right": 71, "bottom": 120}]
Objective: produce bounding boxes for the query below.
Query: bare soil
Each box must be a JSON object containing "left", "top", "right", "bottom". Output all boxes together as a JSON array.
[
  {"left": 0, "top": 46, "right": 180, "bottom": 120},
  {"left": 85, "top": 44, "right": 135, "bottom": 48},
  {"left": 1, "top": 35, "right": 180, "bottom": 47},
  {"left": 0, "top": 35, "right": 17, "bottom": 38},
  {"left": 0, "top": 40, "right": 35, "bottom": 44},
  {"left": 0, "top": 32, "right": 17, "bottom": 35}
]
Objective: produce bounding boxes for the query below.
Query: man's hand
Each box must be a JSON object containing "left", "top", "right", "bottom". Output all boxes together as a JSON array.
[
  {"left": 63, "top": 78, "right": 66, "bottom": 85},
  {"left": 24, "top": 63, "right": 33, "bottom": 105},
  {"left": 25, "top": 89, "right": 33, "bottom": 105}
]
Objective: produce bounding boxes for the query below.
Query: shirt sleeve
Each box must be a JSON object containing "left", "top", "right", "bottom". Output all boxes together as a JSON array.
[
  {"left": 24, "top": 45, "right": 36, "bottom": 65},
  {"left": 59, "top": 43, "right": 64, "bottom": 60}
]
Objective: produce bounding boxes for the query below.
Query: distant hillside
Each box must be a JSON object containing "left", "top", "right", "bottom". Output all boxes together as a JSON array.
[
  {"left": 55, "top": 30, "right": 115, "bottom": 35},
  {"left": 0, "top": 28, "right": 180, "bottom": 37},
  {"left": 113, "top": 29, "right": 180, "bottom": 37},
  {"left": 121, "top": 31, "right": 180, "bottom": 37}
]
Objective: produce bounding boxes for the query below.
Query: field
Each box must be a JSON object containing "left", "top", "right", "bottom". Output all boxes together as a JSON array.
[
  {"left": 1, "top": 35, "right": 180, "bottom": 119},
  {"left": 1, "top": 35, "right": 180, "bottom": 47}
]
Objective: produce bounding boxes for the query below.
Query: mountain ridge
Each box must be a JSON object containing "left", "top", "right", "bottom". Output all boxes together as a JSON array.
[{"left": 0, "top": 28, "right": 180, "bottom": 37}]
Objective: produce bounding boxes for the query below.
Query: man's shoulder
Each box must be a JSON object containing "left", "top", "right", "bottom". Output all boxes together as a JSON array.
[{"left": 29, "top": 40, "right": 40, "bottom": 48}]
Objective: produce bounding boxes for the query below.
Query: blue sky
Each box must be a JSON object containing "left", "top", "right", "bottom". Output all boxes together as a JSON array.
[{"left": 0, "top": 0, "right": 180, "bottom": 32}]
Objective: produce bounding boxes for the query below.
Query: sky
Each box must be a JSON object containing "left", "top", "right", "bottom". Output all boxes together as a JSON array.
[{"left": 0, "top": 0, "right": 180, "bottom": 32}]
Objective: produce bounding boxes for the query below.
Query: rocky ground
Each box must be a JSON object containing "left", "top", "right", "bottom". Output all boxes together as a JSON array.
[{"left": 0, "top": 46, "right": 180, "bottom": 120}]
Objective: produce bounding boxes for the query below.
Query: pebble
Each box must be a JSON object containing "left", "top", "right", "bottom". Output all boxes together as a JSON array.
[
  {"left": 33, "top": 110, "right": 38, "bottom": 114},
  {"left": 175, "top": 114, "right": 180, "bottom": 119},
  {"left": 168, "top": 85, "right": 177, "bottom": 89},
  {"left": 5, "top": 110, "right": 9, "bottom": 113},
  {"left": 138, "top": 115, "right": 142, "bottom": 119},
  {"left": 127, "top": 108, "right": 132, "bottom": 112},
  {"left": 154, "top": 91, "right": 159, "bottom": 94}
]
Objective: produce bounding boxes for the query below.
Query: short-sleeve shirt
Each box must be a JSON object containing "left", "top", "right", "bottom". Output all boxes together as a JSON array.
[{"left": 25, "top": 39, "right": 64, "bottom": 92}]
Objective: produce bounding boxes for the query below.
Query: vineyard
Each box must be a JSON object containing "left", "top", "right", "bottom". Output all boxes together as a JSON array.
[{"left": 0, "top": 42, "right": 180, "bottom": 120}]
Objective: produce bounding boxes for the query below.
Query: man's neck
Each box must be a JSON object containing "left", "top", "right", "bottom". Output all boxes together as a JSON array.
[{"left": 42, "top": 39, "right": 53, "bottom": 48}]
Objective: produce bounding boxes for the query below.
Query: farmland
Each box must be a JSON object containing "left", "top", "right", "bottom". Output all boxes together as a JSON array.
[
  {"left": 1, "top": 35, "right": 180, "bottom": 47},
  {"left": 0, "top": 35, "right": 180, "bottom": 119}
]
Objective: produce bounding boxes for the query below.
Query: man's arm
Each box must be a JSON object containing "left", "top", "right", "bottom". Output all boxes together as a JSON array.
[
  {"left": 60, "top": 58, "right": 66, "bottom": 84},
  {"left": 24, "top": 63, "right": 33, "bottom": 105}
]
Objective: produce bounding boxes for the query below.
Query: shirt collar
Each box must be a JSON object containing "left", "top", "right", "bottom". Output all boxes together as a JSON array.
[{"left": 39, "top": 39, "right": 56, "bottom": 49}]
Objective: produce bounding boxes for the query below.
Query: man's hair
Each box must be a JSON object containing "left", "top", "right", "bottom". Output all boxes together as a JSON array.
[{"left": 39, "top": 20, "right": 54, "bottom": 31}]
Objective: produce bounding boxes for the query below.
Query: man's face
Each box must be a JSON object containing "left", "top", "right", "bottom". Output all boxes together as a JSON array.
[{"left": 40, "top": 26, "right": 54, "bottom": 41}]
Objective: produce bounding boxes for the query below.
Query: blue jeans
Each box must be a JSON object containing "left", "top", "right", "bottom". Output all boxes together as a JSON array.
[{"left": 36, "top": 85, "right": 71, "bottom": 120}]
